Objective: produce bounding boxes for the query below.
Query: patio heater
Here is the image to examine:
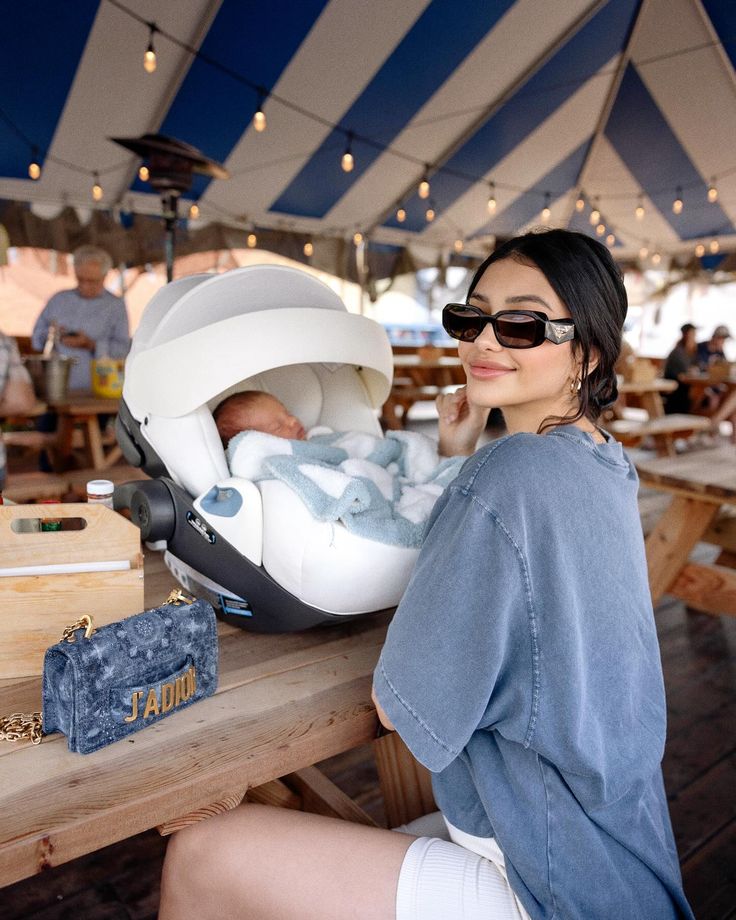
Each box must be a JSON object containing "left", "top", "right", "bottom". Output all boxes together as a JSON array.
[{"left": 109, "top": 133, "right": 229, "bottom": 281}]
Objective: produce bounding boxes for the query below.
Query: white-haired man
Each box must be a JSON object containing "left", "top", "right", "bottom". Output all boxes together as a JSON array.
[{"left": 31, "top": 245, "right": 130, "bottom": 392}]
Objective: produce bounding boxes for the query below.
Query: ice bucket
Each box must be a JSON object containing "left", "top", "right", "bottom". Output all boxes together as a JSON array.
[{"left": 23, "top": 355, "right": 76, "bottom": 404}]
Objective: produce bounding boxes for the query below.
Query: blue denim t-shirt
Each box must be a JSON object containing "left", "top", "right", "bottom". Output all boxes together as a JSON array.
[{"left": 374, "top": 426, "right": 693, "bottom": 919}]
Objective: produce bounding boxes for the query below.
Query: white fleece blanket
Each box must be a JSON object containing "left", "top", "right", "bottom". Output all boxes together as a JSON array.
[{"left": 226, "top": 427, "right": 464, "bottom": 547}]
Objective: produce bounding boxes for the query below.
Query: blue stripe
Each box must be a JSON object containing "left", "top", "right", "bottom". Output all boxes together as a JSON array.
[
  {"left": 701, "top": 0, "right": 736, "bottom": 74},
  {"left": 385, "top": 0, "right": 641, "bottom": 233},
  {"left": 470, "top": 140, "right": 591, "bottom": 238},
  {"left": 131, "top": 0, "right": 329, "bottom": 199},
  {"left": 270, "top": 0, "right": 516, "bottom": 219},
  {"left": 604, "top": 64, "right": 735, "bottom": 240},
  {"left": 0, "top": 1, "right": 99, "bottom": 177}
]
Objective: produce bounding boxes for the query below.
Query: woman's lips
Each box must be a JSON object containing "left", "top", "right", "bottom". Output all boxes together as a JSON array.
[{"left": 468, "top": 363, "right": 515, "bottom": 380}]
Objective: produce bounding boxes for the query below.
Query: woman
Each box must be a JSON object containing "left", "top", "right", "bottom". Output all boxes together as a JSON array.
[
  {"left": 663, "top": 323, "right": 699, "bottom": 414},
  {"left": 159, "top": 230, "right": 693, "bottom": 920}
]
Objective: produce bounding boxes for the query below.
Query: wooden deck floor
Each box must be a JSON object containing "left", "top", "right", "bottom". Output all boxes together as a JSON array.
[{"left": 3, "top": 432, "right": 735, "bottom": 918}]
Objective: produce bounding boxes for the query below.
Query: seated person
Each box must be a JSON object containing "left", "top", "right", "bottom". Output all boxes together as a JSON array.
[
  {"left": 697, "top": 324, "right": 730, "bottom": 370},
  {"left": 663, "top": 323, "right": 699, "bottom": 414},
  {"left": 212, "top": 390, "right": 472, "bottom": 549}
]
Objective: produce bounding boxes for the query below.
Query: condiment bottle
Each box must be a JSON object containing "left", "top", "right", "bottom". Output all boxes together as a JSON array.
[{"left": 86, "top": 479, "right": 115, "bottom": 510}]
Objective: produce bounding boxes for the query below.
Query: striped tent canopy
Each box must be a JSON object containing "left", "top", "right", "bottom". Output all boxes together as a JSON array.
[{"left": 1, "top": 0, "right": 735, "bottom": 274}]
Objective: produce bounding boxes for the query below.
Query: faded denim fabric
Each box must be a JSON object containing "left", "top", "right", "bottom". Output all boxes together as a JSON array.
[
  {"left": 374, "top": 426, "right": 693, "bottom": 919},
  {"left": 43, "top": 598, "right": 218, "bottom": 754}
]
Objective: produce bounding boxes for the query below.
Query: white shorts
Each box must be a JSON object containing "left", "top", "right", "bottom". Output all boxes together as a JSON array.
[{"left": 394, "top": 813, "right": 530, "bottom": 920}]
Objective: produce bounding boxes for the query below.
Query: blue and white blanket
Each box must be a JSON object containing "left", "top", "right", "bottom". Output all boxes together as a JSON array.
[{"left": 227, "top": 427, "right": 464, "bottom": 548}]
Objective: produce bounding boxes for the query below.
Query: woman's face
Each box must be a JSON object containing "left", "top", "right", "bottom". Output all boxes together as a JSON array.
[{"left": 458, "top": 256, "right": 580, "bottom": 433}]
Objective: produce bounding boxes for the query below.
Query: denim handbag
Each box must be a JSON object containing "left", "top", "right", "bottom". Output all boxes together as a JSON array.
[{"left": 41, "top": 591, "right": 218, "bottom": 754}]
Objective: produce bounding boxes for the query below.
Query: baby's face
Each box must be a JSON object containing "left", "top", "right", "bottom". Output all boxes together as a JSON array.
[{"left": 249, "top": 394, "right": 306, "bottom": 440}]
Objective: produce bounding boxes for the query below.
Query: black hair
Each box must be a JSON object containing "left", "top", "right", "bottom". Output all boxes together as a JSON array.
[{"left": 467, "top": 228, "right": 627, "bottom": 432}]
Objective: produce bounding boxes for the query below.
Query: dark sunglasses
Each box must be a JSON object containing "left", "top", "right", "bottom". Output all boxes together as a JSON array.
[{"left": 442, "top": 303, "right": 575, "bottom": 349}]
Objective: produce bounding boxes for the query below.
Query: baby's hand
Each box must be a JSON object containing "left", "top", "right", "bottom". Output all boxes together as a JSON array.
[{"left": 437, "top": 387, "right": 490, "bottom": 456}]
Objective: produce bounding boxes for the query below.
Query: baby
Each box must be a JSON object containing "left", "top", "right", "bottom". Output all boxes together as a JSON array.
[{"left": 213, "top": 391, "right": 306, "bottom": 446}]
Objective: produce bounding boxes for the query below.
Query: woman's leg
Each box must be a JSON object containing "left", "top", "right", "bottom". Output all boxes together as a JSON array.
[{"left": 159, "top": 802, "right": 415, "bottom": 920}]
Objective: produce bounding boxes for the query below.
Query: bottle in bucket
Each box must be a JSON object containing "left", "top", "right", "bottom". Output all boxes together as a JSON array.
[{"left": 87, "top": 479, "right": 115, "bottom": 510}]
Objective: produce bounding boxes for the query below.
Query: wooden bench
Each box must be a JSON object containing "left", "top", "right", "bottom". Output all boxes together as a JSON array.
[
  {"left": 608, "top": 413, "right": 712, "bottom": 457},
  {"left": 3, "top": 466, "right": 149, "bottom": 503}
]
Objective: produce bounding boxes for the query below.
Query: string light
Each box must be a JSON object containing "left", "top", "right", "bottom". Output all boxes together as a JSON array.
[
  {"left": 425, "top": 206, "right": 435, "bottom": 223},
  {"left": 303, "top": 240, "right": 314, "bottom": 257},
  {"left": 28, "top": 147, "right": 41, "bottom": 180},
  {"left": 695, "top": 243, "right": 705, "bottom": 257},
  {"left": 453, "top": 239, "right": 463, "bottom": 253},
  {"left": 189, "top": 203, "right": 199, "bottom": 219},
  {"left": 253, "top": 90, "right": 267, "bottom": 133},
  {"left": 341, "top": 132, "right": 354, "bottom": 173},
  {"left": 353, "top": 231, "right": 363, "bottom": 245},
  {"left": 418, "top": 167, "right": 430, "bottom": 199},
  {"left": 635, "top": 196, "right": 645, "bottom": 220},
  {"left": 487, "top": 182, "right": 497, "bottom": 213},
  {"left": 707, "top": 180, "right": 718, "bottom": 203},
  {"left": 589, "top": 200, "right": 600, "bottom": 225},
  {"left": 396, "top": 206, "right": 406, "bottom": 223},
  {"left": 710, "top": 239, "right": 720, "bottom": 254},
  {"left": 247, "top": 232, "right": 257, "bottom": 248},
  {"left": 144, "top": 24, "right": 157, "bottom": 74},
  {"left": 606, "top": 233, "right": 615, "bottom": 246},
  {"left": 639, "top": 244, "right": 649, "bottom": 259},
  {"left": 92, "top": 172, "right": 103, "bottom": 202},
  {"left": 651, "top": 251, "right": 661, "bottom": 265},
  {"left": 138, "top": 165, "right": 149, "bottom": 181},
  {"left": 541, "top": 192, "right": 551, "bottom": 223},
  {"left": 595, "top": 223, "right": 605, "bottom": 236},
  {"left": 575, "top": 195, "right": 585, "bottom": 212},
  {"left": 672, "top": 187, "right": 683, "bottom": 215}
]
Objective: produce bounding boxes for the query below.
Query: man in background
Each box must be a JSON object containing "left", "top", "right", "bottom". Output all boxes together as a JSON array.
[
  {"left": 31, "top": 245, "right": 130, "bottom": 392},
  {"left": 697, "top": 324, "right": 730, "bottom": 370}
]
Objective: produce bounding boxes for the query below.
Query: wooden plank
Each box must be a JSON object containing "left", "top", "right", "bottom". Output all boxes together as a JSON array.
[
  {"left": 157, "top": 788, "right": 247, "bottom": 836},
  {"left": 245, "top": 778, "right": 302, "bottom": 811},
  {"left": 285, "top": 766, "right": 378, "bottom": 826},
  {"left": 679, "top": 820, "right": 736, "bottom": 920},
  {"left": 373, "top": 732, "right": 436, "bottom": 829},
  {"left": 637, "top": 446, "right": 736, "bottom": 501},
  {"left": 645, "top": 497, "right": 718, "bottom": 604},
  {"left": 669, "top": 563, "right": 736, "bottom": 617},
  {"left": 702, "top": 512, "right": 736, "bottom": 553}
]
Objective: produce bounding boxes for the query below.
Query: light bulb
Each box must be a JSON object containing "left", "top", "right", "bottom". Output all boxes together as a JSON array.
[
  {"left": 353, "top": 231, "right": 363, "bottom": 245},
  {"left": 92, "top": 173, "right": 103, "bottom": 202},
  {"left": 28, "top": 159, "right": 41, "bottom": 180},
  {"left": 708, "top": 183, "right": 718, "bottom": 203},
  {"left": 138, "top": 165, "right": 149, "bottom": 182},
  {"left": 425, "top": 207, "right": 435, "bottom": 222},
  {"left": 487, "top": 183, "right": 497, "bottom": 213},
  {"left": 418, "top": 171, "right": 430, "bottom": 199},
  {"left": 639, "top": 246, "right": 649, "bottom": 259},
  {"left": 695, "top": 243, "right": 705, "bottom": 257},
  {"left": 453, "top": 239, "right": 463, "bottom": 253},
  {"left": 606, "top": 233, "right": 615, "bottom": 246},
  {"left": 710, "top": 239, "right": 720, "bottom": 254},
  {"left": 651, "top": 252, "right": 661, "bottom": 265},
  {"left": 303, "top": 241, "right": 313, "bottom": 257},
  {"left": 596, "top": 223, "right": 605, "bottom": 236},
  {"left": 589, "top": 209, "right": 600, "bottom": 225},
  {"left": 144, "top": 26, "right": 157, "bottom": 73},
  {"left": 635, "top": 198, "right": 645, "bottom": 220},
  {"left": 341, "top": 150, "right": 354, "bottom": 173},
  {"left": 396, "top": 207, "right": 406, "bottom": 223},
  {"left": 253, "top": 107, "right": 266, "bottom": 133},
  {"left": 189, "top": 204, "right": 199, "bottom": 219},
  {"left": 575, "top": 196, "right": 585, "bottom": 212},
  {"left": 672, "top": 189, "right": 683, "bottom": 215},
  {"left": 247, "top": 233, "right": 257, "bottom": 248},
  {"left": 541, "top": 193, "right": 551, "bottom": 223}
]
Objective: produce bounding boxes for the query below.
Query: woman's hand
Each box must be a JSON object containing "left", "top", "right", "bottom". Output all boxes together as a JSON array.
[{"left": 437, "top": 386, "right": 490, "bottom": 456}]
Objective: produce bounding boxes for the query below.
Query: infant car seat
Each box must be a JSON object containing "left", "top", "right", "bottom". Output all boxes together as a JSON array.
[{"left": 116, "top": 264, "right": 421, "bottom": 632}]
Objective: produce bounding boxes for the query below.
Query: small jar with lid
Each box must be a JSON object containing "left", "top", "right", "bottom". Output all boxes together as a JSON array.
[{"left": 86, "top": 479, "right": 115, "bottom": 510}]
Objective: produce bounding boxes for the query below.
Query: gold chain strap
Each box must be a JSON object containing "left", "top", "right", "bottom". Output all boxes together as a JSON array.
[
  {"left": 2, "top": 590, "right": 194, "bottom": 747},
  {"left": 0, "top": 712, "right": 43, "bottom": 744}
]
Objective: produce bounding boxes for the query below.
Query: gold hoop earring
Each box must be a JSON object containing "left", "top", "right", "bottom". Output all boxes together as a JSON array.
[{"left": 569, "top": 375, "right": 581, "bottom": 395}]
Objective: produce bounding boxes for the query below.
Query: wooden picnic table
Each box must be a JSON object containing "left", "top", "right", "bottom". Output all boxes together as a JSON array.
[
  {"left": 616, "top": 377, "right": 677, "bottom": 419},
  {"left": 637, "top": 446, "right": 736, "bottom": 615},
  {"left": 383, "top": 355, "right": 464, "bottom": 429},
  {"left": 0, "top": 550, "right": 428, "bottom": 888}
]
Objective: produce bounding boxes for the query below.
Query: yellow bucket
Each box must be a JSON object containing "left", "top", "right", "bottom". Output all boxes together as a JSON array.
[{"left": 90, "top": 358, "right": 125, "bottom": 398}]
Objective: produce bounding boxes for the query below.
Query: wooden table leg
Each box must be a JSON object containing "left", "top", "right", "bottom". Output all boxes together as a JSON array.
[
  {"left": 645, "top": 496, "right": 720, "bottom": 605},
  {"left": 373, "top": 732, "right": 436, "bottom": 829},
  {"left": 83, "top": 416, "right": 105, "bottom": 468}
]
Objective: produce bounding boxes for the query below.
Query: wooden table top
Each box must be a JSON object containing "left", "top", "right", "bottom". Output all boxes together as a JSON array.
[
  {"left": 0, "top": 550, "right": 390, "bottom": 887},
  {"left": 392, "top": 354, "right": 462, "bottom": 368},
  {"left": 617, "top": 378, "right": 677, "bottom": 395},
  {"left": 679, "top": 372, "right": 736, "bottom": 388},
  {"left": 636, "top": 446, "right": 736, "bottom": 502},
  {"left": 53, "top": 393, "right": 120, "bottom": 415}
]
